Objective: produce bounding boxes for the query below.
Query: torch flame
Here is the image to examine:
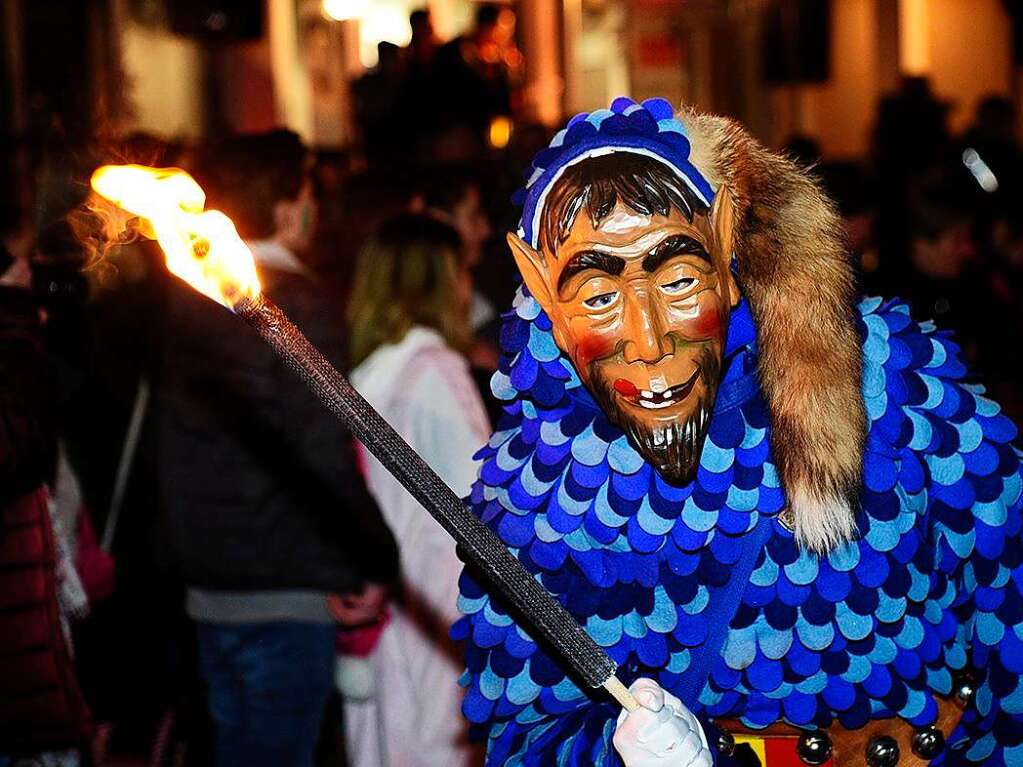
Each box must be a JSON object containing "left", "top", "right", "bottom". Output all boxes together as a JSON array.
[{"left": 90, "top": 164, "right": 261, "bottom": 310}]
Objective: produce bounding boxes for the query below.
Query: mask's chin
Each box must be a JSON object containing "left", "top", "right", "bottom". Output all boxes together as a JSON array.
[
  {"left": 609, "top": 392, "right": 713, "bottom": 486},
  {"left": 587, "top": 348, "right": 722, "bottom": 486}
]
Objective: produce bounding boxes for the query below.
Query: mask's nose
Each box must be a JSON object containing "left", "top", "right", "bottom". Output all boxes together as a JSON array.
[{"left": 621, "top": 290, "right": 671, "bottom": 364}]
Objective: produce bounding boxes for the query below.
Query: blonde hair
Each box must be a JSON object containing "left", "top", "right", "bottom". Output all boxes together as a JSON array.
[{"left": 348, "top": 214, "right": 470, "bottom": 368}]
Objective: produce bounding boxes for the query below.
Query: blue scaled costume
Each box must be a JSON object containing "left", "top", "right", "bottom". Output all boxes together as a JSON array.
[{"left": 454, "top": 98, "right": 1023, "bottom": 765}]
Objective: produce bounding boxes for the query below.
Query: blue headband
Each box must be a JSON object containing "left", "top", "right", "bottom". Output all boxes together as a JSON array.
[{"left": 514, "top": 97, "right": 716, "bottom": 249}]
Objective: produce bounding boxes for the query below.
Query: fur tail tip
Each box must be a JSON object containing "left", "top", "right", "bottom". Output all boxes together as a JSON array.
[{"left": 789, "top": 488, "right": 858, "bottom": 555}]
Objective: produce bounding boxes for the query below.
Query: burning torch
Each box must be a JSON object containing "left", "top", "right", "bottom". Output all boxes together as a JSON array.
[{"left": 89, "top": 164, "right": 639, "bottom": 712}]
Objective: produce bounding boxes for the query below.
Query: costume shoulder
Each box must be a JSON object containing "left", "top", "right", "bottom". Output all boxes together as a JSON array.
[
  {"left": 859, "top": 294, "right": 1021, "bottom": 551},
  {"left": 857, "top": 296, "right": 1023, "bottom": 763}
]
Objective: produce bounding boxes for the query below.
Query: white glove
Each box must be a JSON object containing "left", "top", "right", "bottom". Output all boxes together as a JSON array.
[{"left": 613, "top": 678, "right": 713, "bottom": 767}]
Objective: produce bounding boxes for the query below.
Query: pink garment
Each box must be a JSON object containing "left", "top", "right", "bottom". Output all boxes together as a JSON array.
[
  {"left": 336, "top": 610, "right": 390, "bottom": 656},
  {"left": 344, "top": 327, "right": 490, "bottom": 767}
]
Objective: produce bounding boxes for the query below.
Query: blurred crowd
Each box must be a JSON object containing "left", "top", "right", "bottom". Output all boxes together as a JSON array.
[
  {"left": 792, "top": 77, "right": 1023, "bottom": 423},
  {"left": 353, "top": 4, "right": 522, "bottom": 168},
  {"left": 1, "top": 9, "right": 1023, "bottom": 763}
]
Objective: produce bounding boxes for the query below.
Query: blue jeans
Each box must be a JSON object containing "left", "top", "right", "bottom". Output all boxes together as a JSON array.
[{"left": 197, "top": 621, "right": 336, "bottom": 767}]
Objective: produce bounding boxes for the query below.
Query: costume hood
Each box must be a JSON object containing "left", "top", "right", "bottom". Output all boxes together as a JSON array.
[{"left": 515, "top": 98, "right": 865, "bottom": 552}]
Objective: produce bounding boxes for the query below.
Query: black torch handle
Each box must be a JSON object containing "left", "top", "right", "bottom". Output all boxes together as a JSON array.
[{"left": 236, "top": 294, "right": 619, "bottom": 691}]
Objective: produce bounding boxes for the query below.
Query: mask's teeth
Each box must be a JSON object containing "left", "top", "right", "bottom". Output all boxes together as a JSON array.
[
  {"left": 641, "top": 390, "right": 654, "bottom": 400},
  {"left": 639, "top": 399, "right": 674, "bottom": 410}
]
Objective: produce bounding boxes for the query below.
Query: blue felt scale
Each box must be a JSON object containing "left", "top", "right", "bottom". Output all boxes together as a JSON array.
[{"left": 455, "top": 98, "right": 1023, "bottom": 766}]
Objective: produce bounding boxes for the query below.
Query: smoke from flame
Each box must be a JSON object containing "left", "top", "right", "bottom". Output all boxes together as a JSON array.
[{"left": 88, "top": 164, "right": 261, "bottom": 310}]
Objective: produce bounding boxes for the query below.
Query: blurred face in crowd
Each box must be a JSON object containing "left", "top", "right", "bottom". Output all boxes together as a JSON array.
[
  {"left": 274, "top": 178, "right": 318, "bottom": 254},
  {"left": 494, "top": 8, "right": 516, "bottom": 46},
  {"left": 992, "top": 219, "right": 1023, "bottom": 269},
  {"left": 455, "top": 254, "right": 474, "bottom": 318},
  {"left": 436, "top": 247, "right": 473, "bottom": 321},
  {"left": 911, "top": 218, "right": 976, "bottom": 279},
  {"left": 508, "top": 167, "right": 739, "bottom": 485},
  {"left": 410, "top": 10, "right": 436, "bottom": 53},
  {"left": 447, "top": 185, "right": 491, "bottom": 268},
  {"left": 476, "top": 8, "right": 516, "bottom": 62}
]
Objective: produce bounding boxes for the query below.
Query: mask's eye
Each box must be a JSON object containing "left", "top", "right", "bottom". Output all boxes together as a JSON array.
[
  {"left": 661, "top": 277, "right": 697, "bottom": 295},
  {"left": 583, "top": 291, "right": 618, "bottom": 309}
]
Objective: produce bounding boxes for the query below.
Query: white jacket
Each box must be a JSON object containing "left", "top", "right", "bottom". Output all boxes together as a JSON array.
[{"left": 344, "top": 327, "right": 490, "bottom": 767}]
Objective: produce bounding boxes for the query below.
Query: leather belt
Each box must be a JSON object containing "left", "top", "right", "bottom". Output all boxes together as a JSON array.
[{"left": 713, "top": 687, "right": 968, "bottom": 766}]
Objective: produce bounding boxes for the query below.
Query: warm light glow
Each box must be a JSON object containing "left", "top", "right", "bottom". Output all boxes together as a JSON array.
[
  {"left": 358, "top": 2, "right": 412, "bottom": 67},
  {"left": 898, "top": 0, "right": 930, "bottom": 75},
  {"left": 488, "top": 116, "right": 512, "bottom": 149},
  {"left": 322, "top": 0, "right": 366, "bottom": 22},
  {"left": 90, "top": 165, "right": 261, "bottom": 310}
]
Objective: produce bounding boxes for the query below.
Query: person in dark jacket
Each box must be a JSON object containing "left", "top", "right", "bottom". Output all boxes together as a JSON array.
[
  {"left": 0, "top": 231, "right": 91, "bottom": 760},
  {"left": 156, "top": 130, "right": 399, "bottom": 767}
]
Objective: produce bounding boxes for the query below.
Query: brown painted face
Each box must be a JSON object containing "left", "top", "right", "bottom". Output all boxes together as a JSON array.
[{"left": 509, "top": 186, "right": 739, "bottom": 484}]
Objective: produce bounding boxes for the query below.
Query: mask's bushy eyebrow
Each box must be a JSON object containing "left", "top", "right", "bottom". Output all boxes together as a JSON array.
[
  {"left": 540, "top": 154, "right": 709, "bottom": 255},
  {"left": 557, "top": 250, "right": 626, "bottom": 292},
  {"left": 642, "top": 235, "right": 710, "bottom": 272}
]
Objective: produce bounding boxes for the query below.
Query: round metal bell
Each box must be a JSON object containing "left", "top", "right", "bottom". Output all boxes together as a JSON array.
[
  {"left": 953, "top": 677, "right": 975, "bottom": 709},
  {"left": 716, "top": 730, "right": 736, "bottom": 757},
  {"left": 911, "top": 726, "right": 945, "bottom": 760},
  {"left": 866, "top": 735, "right": 900, "bottom": 767},
  {"left": 796, "top": 731, "right": 833, "bottom": 765}
]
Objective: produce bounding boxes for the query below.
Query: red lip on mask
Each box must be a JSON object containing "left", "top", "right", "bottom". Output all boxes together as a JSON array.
[{"left": 613, "top": 378, "right": 639, "bottom": 397}]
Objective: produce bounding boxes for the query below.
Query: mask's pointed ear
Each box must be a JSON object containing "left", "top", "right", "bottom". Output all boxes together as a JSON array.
[
  {"left": 507, "top": 232, "right": 554, "bottom": 312},
  {"left": 710, "top": 185, "right": 740, "bottom": 307}
]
